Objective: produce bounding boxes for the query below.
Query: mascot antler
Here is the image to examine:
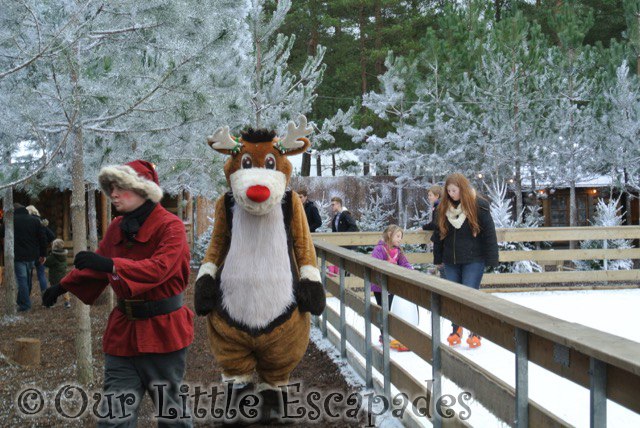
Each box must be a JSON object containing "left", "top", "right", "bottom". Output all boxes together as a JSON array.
[
  {"left": 207, "top": 126, "right": 242, "bottom": 154},
  {"left": 277, "top": 115, "right": 313, "bottom": 152}
]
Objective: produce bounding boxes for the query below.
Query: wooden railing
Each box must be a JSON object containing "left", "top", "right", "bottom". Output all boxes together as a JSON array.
[
  {"left": 313, "top": 227, "right": 640, "bottom": 285},
  {"left": 313, "top": 239, "right": 640, "bottom": 427}
]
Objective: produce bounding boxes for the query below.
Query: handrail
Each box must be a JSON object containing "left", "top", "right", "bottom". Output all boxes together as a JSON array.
[
  {"left": 313, "top": 227, "right": 640, "bottom": 285},
  {"left": 313, "top": 238, "right": 640, "bottom": 427}
]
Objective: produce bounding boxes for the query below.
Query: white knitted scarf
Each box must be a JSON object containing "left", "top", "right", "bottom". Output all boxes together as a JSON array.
[{"left": 446, "top": 205, "right": 466, "bottom": 229}]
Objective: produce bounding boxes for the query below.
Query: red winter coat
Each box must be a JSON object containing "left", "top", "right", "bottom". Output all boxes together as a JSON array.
[{"left": 61, "top": 204, "right": 193, "bottom": 356}]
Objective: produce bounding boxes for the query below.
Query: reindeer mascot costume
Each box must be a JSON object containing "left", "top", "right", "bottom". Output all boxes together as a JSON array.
[{"left": 194, "top": 115, "right": 326, "bottom": 423}]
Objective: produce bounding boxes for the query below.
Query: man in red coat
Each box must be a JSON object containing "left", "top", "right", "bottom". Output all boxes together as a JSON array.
[{"left": 43, "top": 160, "right": 193, "bottom": 427}]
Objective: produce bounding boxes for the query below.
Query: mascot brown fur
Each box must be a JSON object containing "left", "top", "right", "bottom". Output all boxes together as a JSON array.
[{"left": 194, "top": 115, "right": 326, "bottom": 423}]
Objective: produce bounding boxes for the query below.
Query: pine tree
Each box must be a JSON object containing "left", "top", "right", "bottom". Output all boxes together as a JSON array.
[
  {"left": 486, "top": 178, "right": 542, "bottom": 273},
  {"left": 574, "top": 197, "right": 633, "bottom": 270}
]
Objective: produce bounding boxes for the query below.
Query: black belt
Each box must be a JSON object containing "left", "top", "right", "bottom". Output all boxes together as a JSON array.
[{"left": 117, "top": 293, "right": 183, "bottom": 321}]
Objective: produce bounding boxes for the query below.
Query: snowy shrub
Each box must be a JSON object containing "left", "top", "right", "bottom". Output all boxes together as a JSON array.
[
  {"left": 487, "top": 180, "right": 542, "bottom": 273},
  {"left": 314, "top": 196, "right": 332, "bottom": 233},
  {"left": 574, "top": 198, "right": 632, "bottom": 271},
  {"left": 359, "top": 193, "right": 394, "bottom": 232},
  {"left": 191, "top": 224, "right": 214, "bottom": 267}
]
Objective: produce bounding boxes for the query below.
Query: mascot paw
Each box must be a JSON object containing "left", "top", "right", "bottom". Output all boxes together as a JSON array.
[
  {"left": 296, "top": 280, "right": 326, "bottom": 315},
  {"left": 194, "top": 274, "right": 219, "bottom": 316}
]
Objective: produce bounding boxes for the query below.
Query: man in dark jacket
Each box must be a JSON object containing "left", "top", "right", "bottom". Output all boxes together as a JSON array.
[
  {"left": 298, "top": 189, "right": 322, "bottom": 232},
  {"left": 330, "top": 197, "right": 358, "bottom": 232},
  {"left": 1, "top": 203, "right": 48, "bottom": 311}
]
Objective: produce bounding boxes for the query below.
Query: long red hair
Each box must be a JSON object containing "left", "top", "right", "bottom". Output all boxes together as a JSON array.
[{"left": 437, "top": 173, "right": 480, "bottom": 238}]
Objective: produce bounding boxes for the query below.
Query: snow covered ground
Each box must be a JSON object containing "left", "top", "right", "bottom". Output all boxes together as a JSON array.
[{"left": 311, "top": 288, "right": 640, "bottom": 427}]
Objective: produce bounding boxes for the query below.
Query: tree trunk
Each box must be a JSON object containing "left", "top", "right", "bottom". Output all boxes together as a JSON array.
[
  {"left": 3, "top": 189, "right": 16, "bottom": 316},
  {"left": 373, "top": 1, "right": 383, "bottom": 76},
  {"left": 301, "top": 152, "right": 311, "bottom": 176},
  {"left": 316, "top": 153, "right": 322, "bottom": 176},
  {"left": 358, "top": 3, "right": 370, "bottom": 177},
  {"left": 71, "top": 126, "right": 93, "bottom": 384},
  {"left": 106, "top": 196, "right": 114, "bottom": 310},
  {"left": 624, "top": 167, "right": 632, "bottom": 224},
  {"left": 185, "top": 192, "right": 193, "bottom": 225},
  {"left": 177, "top": 191, "right": 184, "bottom": 221},
  {"left": 495, "top": 0, "right": 502, "bottom": 22},
  {"left": 87, "top": 187, "right": 98, "bottom": 252},
  {"left": 514, "top": 162, "right": 523, "bottom": 223},
  {"left": 331, "top": 152, "right": 336, "bottom": 177},
  {"left": 569, "top": 180, "right": 576, "bottom": 249},
  {"left": 100, "top": 192, "right": 109, "bottom": 238}
]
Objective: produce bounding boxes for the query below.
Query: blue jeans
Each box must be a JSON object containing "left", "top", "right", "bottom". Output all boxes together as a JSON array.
[
  {"left": 443, "top": 261, "right": 485, "bottom": 290},
  {"left": 15, "top": 260, "right": 35, "bottom": 311},
  {"left": 35, "top": 261, "right": 48, "bottom": 292},
  {"left": 444, "top": 261, "right": 485, "bottom": 333}
]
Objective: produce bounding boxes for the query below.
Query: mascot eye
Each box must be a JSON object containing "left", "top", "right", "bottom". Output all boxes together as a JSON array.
[
  {"left": 241, "top": 154, "right": 253, "bottom": 169},
  {"left": 265, "top": 154, "right": 276, "bottom": 170}
]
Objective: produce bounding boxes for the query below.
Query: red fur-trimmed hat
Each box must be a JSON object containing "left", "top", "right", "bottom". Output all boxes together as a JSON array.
[{"left": 98, "top": 160, "right": 163, "bottom": 203}]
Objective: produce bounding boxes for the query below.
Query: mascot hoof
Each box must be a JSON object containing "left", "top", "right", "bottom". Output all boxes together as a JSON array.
[
  {"left": 194, "top": 274, "right": 219, "bottom": 316},
  {"left": 296, "top": 280, "right": 326, "bottom": 315}
]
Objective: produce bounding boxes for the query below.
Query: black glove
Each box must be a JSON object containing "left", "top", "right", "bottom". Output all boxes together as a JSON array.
[
  {"left": 194, "top": 274, "right": 219, "bottom": 316},
  {"left": 295, "top": 280, "right": 326, "bottom": 315},
  {"left": 42, "top": 284, "right": 66, "bottom": 307},
  {"left": 74, "top": 251, "right": 114, "bottom": 273}
]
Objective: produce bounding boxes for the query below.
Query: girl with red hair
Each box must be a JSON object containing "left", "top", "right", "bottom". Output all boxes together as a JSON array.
[{"left": 431, "top": 173, "right": 498, "bottom": 348}]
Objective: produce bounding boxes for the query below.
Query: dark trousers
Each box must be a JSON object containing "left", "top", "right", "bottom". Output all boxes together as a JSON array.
[
  {"left": 443, "top": 261, "right": 485, "bottom": 334},
  {"left": 373, "top": 291, "right": 394, "bottom": 311},
  {"left": 98, "top": 348, "right": 192, "bottom": 428}
]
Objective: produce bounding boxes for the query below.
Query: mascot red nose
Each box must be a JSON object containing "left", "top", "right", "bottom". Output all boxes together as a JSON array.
[
  {"left": 194, "top": 115, "right": 326, "bottom": 423},
  {"left": 246, "top": 185, "right": 270, "bottom": 203}
]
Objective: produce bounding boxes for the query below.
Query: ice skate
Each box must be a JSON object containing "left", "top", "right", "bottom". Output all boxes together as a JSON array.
[
  {"left": 467, "top": 334, "right": 481, "bottom": 348},
  {"left": 447, "top": 326, "right": 463, "bottom": 346}
]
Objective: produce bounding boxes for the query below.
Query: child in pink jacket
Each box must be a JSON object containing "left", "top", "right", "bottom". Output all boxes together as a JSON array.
[{"left": 371, "top": 224, "right": 413, "bottom": 351}]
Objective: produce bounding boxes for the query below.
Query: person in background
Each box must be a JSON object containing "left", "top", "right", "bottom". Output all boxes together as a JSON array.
[
  {"left": 44, "top": 239, "right": 71, "bottom": 308},
  {"left": 26, "top": 205, "right": 55, "bottom": 294},
  {"left": 298, "top": 189, "right": 322, "bottom": 232},
  {"left": 422, "top": 185, "right": 445, "bottom": 278},
  {"left": 0, "top": 203, "right": 47, "bottom": 312},
  {"left": 328, "top": 196, "right": 358, "bottom": 276},
  {"left": 330, "top": 196, "right": 358, "bottom": 232},
  {"left": 371, "top": 224, "right": 414, "bottom": 352},
  {"left": 422, "top": 185, "right": 442, "bottom": 231},
  {"left": 43, "top": 160, "right": 193, "bottom": 427},
  {"left": 431, "top": 173, "right": 498, "bottom": 348}
]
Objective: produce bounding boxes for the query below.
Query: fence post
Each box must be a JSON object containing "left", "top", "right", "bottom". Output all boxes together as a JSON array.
[
  {"left": 320, "top": 250, "right": 327, "bottom": 338},
  {"left": 515, "top": 328, "right": 529, "bottom": 428},
  {"left": 339, "top": 258, "right": 346, "bottom": 359},
  {"left": 431, "top": 292, "right": 442, "bottom": 428},
  {"left": 364, "top": 267, "right": 373, "bottom": 389},
  {"left": 590, "top": 357, "right": 607, "bottom": 428},
  {"left": 381, "top": 274, "right": 391, "bottom": 398}
]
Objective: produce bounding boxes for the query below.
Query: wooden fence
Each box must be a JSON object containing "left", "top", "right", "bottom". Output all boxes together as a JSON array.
[
  {"left": 313, "top": 226, "right": 640, "bottom": 285},
  {"left": 312, "top": 239, "right": 640, "bottom": 427}
]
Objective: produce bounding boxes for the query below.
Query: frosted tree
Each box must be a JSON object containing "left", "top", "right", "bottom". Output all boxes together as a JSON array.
[
  {"left": 246, "top": 0, "right": 324, "bottom": 131},
  {"left": 486, "top": 178, "right": 541, "bottom": 273},
  {"left": 314, "top": 195, "right": 332, "bottom": 232},
  {"left": 574, "top": 197, "right": 633, "bottom": 271},
  {"left": 601, "top": 61, "right": 640, "bottom": 224},
  {"left": 359, "top": 191, "right": 394, "bottom": 232},
  {"left": 1, "top": 0, "right": 253, "bottom": 382},
  {"left": 455, "top": 13, "right": 548, "bottom": 221},
  {"left": 538, "top": 4, "right": 600, "bottom": 229}
]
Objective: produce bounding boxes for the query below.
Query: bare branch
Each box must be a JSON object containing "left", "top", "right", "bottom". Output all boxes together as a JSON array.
[{"left": 88, "top": 23, "right": 163, "bottom": 37}]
